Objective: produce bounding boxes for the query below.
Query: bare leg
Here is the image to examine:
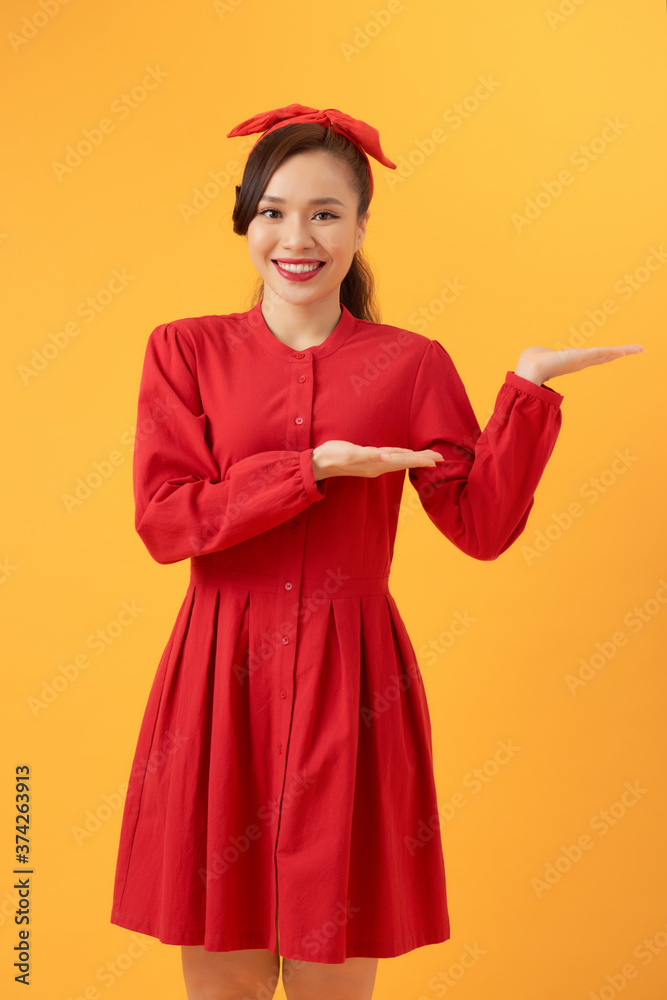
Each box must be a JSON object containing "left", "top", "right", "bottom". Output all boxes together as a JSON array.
[
  {"left": 181, "top": 945, "right": 281, "bottom": 1000},
  {"left": 282, "top": 955, "right": 378, "bottom": 1000},
  {"left": 181, "top": 895, "right": 281, "bottom": 999}
]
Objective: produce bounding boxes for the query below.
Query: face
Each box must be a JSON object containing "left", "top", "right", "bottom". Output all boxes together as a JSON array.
[{"left": 246, "top": 149, "right": 370, "bottom": 308}]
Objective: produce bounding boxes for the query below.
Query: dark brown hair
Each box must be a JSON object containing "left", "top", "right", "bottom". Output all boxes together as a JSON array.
[{"left": 230, "top": 123, "right": 381, "bottom": 323}]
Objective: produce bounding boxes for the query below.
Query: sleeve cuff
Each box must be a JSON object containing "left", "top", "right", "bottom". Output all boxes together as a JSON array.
[
  {"left": 505, "top": 371, "right": 564, "bottom": 408},
  {"left": 300, "top": 448, "right": 328, "bottom": 501}
]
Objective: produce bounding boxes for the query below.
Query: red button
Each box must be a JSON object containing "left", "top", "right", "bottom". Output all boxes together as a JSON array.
[
  {"left": 280, "top": 689, "right": 287, "bottom": 699},
  {"left": 290, "top": 521, "right": 299, "bottom": 532},
  {"left": 298, "top": 374, "right": 306, "bottom": 383},
  {"left": 295, "top": 352, "right": 305, "bottom": 359},
  {"left": 278, "top": 745, "right": 283, "bottom": 754},
  {"left": 284, "top": 582, "right": 293, "bottom": 591},
  {"left": 281, "top": 636, "right": 289, "bottom": 645},
  {"left": 295, "top": 416, "right": 303, "bottom": 425}
]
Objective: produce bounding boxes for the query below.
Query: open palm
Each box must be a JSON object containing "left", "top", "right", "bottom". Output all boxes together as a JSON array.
[{"left": 516, "top": 343, "right": 644, "bottom": 384}]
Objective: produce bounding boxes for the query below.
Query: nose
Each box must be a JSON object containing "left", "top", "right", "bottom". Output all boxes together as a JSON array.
[{"left": 280, "top": 213, "right": 316, "bottom": 251}]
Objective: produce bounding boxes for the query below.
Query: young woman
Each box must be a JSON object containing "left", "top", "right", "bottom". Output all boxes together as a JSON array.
[{"left": 109, "top": 104, "right": 643, "bottom": 1000}]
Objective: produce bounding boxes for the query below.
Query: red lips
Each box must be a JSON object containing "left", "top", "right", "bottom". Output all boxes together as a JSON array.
[{"left": 273, "top": 258, "right": 325, "bottom": 264}]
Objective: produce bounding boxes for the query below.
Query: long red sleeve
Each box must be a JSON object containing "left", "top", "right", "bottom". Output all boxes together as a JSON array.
[
  {"left": 132, "top": 323, "right": 328, "bottom": 565},
  {"left": 407, "top": 338, "right": 563, "bottom": 560}
]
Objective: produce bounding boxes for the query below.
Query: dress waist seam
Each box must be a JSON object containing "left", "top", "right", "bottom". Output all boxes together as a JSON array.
[{"left": 189, "top": 560, "right": 390, "bottom": 596}]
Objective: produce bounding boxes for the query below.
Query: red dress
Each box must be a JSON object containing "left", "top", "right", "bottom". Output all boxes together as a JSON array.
[{"left": 110, "top": 301, "right": 563, "bottom": 963}]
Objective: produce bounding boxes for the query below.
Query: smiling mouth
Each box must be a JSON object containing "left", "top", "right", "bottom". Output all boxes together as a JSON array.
[{"left": 271, "top": 260, "right": 326, "bottom": 273}]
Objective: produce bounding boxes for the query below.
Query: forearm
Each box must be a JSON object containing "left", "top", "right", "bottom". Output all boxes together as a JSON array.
[
  {"left": 409, "top": 374, "right": 564, "bottom": 560},
  {"left": 136, "top": 449, "right": 327, "bottom": 564}
]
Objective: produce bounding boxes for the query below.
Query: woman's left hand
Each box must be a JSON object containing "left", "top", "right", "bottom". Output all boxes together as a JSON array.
[{"left": 514, "top": 343, "right": 644, "bottom": 385}]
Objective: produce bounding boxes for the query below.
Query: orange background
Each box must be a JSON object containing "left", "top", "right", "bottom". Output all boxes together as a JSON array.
[{"left": 1, "top": 1, "right": 666, "bottom": 998}]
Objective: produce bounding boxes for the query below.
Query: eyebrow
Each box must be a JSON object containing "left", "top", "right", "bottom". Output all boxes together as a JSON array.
[{"left": 258, "top": 195, "right": 346, "bottom": 207}]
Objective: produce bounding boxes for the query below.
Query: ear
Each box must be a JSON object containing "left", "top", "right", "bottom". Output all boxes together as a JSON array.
[{"left": 356, "top": 210, "right": 370, "bottom": 248}]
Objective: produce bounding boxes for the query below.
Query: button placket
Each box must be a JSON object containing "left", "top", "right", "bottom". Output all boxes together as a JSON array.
[
  {"left": 274, "top": 352, "right": 315, "bottom": 763},
  {"left": 272, "top": 350, "right": 316, "bottom": 924}
]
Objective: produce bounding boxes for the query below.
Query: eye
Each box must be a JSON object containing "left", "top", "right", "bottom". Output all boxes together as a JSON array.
[{"left": 256, "top": 209, "right": 340, "bottom": 221}]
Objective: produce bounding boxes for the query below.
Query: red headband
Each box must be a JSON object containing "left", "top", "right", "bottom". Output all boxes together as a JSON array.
[{"left": 226, "top": 103, "right": 396, "bottom": 199}]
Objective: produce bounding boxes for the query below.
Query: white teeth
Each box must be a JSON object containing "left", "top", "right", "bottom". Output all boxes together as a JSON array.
[{"left": 276, "top": 261, "right": 322, "bottom": 273}]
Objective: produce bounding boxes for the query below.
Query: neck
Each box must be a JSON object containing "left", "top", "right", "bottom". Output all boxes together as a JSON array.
[{"left": 259, "top": 289, "right": 343, "bottom": 350}]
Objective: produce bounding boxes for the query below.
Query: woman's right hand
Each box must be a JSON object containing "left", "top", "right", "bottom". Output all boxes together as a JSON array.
[{"left": 312, "top": 441, "right": 444, "bottom": 481}]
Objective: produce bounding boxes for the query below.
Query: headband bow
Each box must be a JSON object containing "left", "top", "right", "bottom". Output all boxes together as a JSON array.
[{"left": 226, "top": 103, "right": 396, "bottom": 199}]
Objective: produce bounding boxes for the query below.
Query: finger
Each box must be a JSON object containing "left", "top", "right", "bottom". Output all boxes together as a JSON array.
[
  {"left": 593, "top": 344, "right": 644, "bottom": 355},
  {"left": 375, "top": 447, "right": 422, "bottom": 460},
  {"left": 573, "top": 344, "right": 644, "bottom": 358},
  {"left": 578, "top": 345, "right": 645, "bottom": 368},
  {"left": 376, "top": 447, "right": 443, "bottom": 461},
  {"left": 375, "top": 447, "right": 416, "bottom": 453}
]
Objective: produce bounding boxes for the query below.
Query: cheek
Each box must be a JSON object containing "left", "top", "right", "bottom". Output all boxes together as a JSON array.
[
  {"left": 326, "top": 238, "right": 351, "bottom": 258},
  {"left": 247, "top": 231, "right": 271, "bottom": 260}
]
